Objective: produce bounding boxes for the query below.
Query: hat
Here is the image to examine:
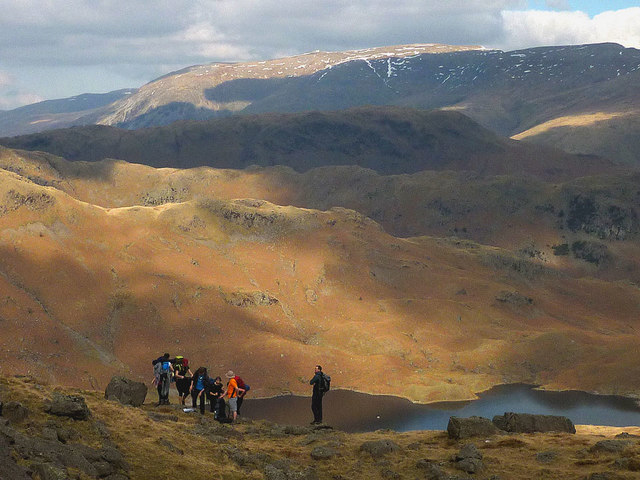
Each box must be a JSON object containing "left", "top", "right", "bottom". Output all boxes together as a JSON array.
[{"left": 225, "top": 370, "right": 235, "bottom": 379}]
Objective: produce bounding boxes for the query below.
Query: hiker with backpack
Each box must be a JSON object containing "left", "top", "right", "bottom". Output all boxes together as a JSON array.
[
  {"left": 189, "top": 367, "right": 210, "bottom": 415},
  {"left": 172, "top": 356, "right": 193, "bottom": 406},
  {"left": 151, "top": 353, "right": 174, "bottom": 406},
  {"left": 309, "top": 364, "right": 330, "bottom": 424},
  {"left": 223, "top": 370, "right": 245, "bottom": 421},
  {"left": 233, "top": 374, "right": 250, "bottom": 416}
]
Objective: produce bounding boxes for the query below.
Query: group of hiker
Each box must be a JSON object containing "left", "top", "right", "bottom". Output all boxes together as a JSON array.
[
  {"left": 152, "top": 354, "right": 331, "bottom": 424},
  {"left": 151, "top": 353, "right": 250, "bottom": 422}
]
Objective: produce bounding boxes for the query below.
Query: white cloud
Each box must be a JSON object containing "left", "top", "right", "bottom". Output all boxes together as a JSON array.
[
  {"left": 498, "top": 7, "right": 640, "bottom": 50},
  {"left": 0, "top": 70, "right": 43, "bottom": 110}
]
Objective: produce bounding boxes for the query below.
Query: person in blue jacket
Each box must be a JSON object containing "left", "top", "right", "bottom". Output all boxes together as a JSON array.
[{"left": 189, "top": 366, "right": 209, "bottom": 414}]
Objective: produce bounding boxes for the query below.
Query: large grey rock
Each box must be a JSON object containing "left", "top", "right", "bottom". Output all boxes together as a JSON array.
[
  {"left": 45, "top": 393, "right": 91, "bottom": 420},
  {"left": 492, "top": 412, "right": 575, "bottom": 434},
  {"left": 105, "top": 376, "right": 147, "bottom": 407},
  {"left": 447, "top": 416, "right": 501, "bottom": 439}
]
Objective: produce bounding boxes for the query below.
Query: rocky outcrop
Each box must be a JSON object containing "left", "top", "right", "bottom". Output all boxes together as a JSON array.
[
  {"left": 0, "top": 401, "right": 29, "bottom": 424},
  {"left": 0, "top": 417, "right": 128, "bottom": 479},
  {"left": 452, "top": 443, "right": 483, "bottom": 474},
  {"left": 447, "top": 416, "right": 501, "bottom": 439},
  {"left": 105, "top": 376, "right": 147, "bottom": 407},
  {"left": 589, "top": 439, "right": 632, "bottom": 453},
  {"left": 221, "top": 290, "right": 279, "bottom": 308},
  {"left": 310, "top": 445, "right": 339, "bottom": 460},
  {"left": 45, "top": 393, "right": 91, "bottom": 420},
  {"left": 492, "top": 412, "right": 575, "bottom": 434},
  {"left": 359, "top": 439, "right": 400, "bottom": 457}
]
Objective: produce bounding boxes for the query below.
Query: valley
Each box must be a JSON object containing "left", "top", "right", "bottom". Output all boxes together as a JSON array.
[{"left": 0, "top": 41, "right": 638, "bottom": 409}]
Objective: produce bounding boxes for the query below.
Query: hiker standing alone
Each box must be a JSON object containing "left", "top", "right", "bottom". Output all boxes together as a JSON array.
[{"left": 309, "top": 365, "right": 330, "bottom": 424}]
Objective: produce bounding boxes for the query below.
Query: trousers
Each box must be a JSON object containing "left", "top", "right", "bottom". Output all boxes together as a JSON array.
[{"left": 311, "top": 392, "right": 324, "bottom": 423}]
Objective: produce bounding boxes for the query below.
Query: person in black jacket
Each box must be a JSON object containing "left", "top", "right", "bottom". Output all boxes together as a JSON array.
[
  {"left": 309, "top": 365, "right": 326, "bottom": 424},
  {"left": 207, "top": 376, "right": 225, "bottom": 418},
  {"left": 189, "top": 367, "right": 209, "bottom": 414}
]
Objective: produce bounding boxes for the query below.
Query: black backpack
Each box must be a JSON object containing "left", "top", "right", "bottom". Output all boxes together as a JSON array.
[{"left": 319, "top": 373, "right": 331, "bottom": 392}]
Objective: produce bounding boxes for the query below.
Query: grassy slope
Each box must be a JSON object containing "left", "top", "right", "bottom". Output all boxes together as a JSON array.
[{"left": 3, "top": 375, "right": 640, "bottom": 480}]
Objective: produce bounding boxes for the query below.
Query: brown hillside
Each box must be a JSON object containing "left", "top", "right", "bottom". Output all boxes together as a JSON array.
[
  {"left": 4, "top": 146, "right": 636, "bottom": 282},
  {"left": 0, "top": 147, "right": 639, "bottom": 403}
]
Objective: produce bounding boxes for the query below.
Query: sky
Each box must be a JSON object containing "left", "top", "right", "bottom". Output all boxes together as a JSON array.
[{"left": 1, "top": 0, "right": 639, "bottom": 110}]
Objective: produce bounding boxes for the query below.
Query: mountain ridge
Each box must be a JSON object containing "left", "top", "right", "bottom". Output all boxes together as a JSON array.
[
  {"left": 0, "top": 106, "right": 621, "bottom": 179},
  {"left": 1, "top": 42, "right": 638, "bottom": 165}
]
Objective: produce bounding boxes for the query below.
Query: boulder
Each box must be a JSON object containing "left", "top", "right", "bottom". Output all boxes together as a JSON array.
[
  {"left": 0, "top": 423, "right": 31, "bottom": 480},
  {"left": 589, "top": 439, "right": 632, "bottom": 453},
  {"left": 310, "top": 445, "right": 339, "bottom": 460},
  {"left": 492, "top": 412, "right": 575, "bottom": 434},
  {"left": 416, "top": 460, "right": 448, "bottom": 480},
  {"left": 30, "top": 462, "right": 68, "bottom": 480},
  {"left": 105, "top": 376, "right": 147, "bottom": 407},
  {"left": 586, "top": 473, "right": 625, "bottom": 480},
  {"left": 536, "top": 450, "right": 559, "bottom": 464},
  {"left": 359, "top": 439, "right": 400, "bottom": 457},
  {"left": 453, "top": 443, "right": 483, "bottom": 474},
  {"left": 45, "top": 393, "right": 91, "bottom": 420},
  {"left": 447, "top": 416, "right": 501, "bottom": 439},
  {"left": 1, "top": 401, "right": 29, "bottom": 424},
  {"left": 157, "top": 437, "right": 184, "bottom": 455}
]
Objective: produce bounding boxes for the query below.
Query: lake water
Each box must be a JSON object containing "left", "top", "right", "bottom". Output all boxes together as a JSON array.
[{"left": 242, "top": 384, "right": 640, "bottom": 433}]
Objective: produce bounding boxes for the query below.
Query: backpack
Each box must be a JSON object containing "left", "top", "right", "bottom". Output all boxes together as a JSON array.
[
  {"left": 319, "top": 373, "right": 331, "bottom": 392},
  {"left": 174, "top": 357, "right": 189, "bottom": 376},
  {"left": 161, "top": 361, "right": 171, "bottom": 373},
  {"left": 234, "top": 376, "right": 249, "bottom": 391}
]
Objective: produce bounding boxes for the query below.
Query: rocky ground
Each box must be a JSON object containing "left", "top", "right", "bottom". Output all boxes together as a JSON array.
[{"left": 2, "top": 375, "right": 640, "bottom": 480}]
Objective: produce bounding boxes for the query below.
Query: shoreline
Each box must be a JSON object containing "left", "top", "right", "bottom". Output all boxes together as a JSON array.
[{"left": 232, "top": 383, "right": 640, "bottom": 407}]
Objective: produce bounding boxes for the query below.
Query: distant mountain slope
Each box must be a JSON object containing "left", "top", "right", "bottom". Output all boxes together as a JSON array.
[
  {"left": 0, "top": 89, "right": 136, "bottom": 137},
  {"left": 0, "top": 106, "right": 618, "bottom": 180},
  {"left": 90, "top": 43, "right": 640, "bottom": 134},
  {"left": 1, "top": 43, "right": 638, "bottom": 165},
  {"left": 512, "top": 109, "right": 640, "bottom": 165},
  {"left": 95, "top": 44, "right": 482, "bottom": 127}
]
